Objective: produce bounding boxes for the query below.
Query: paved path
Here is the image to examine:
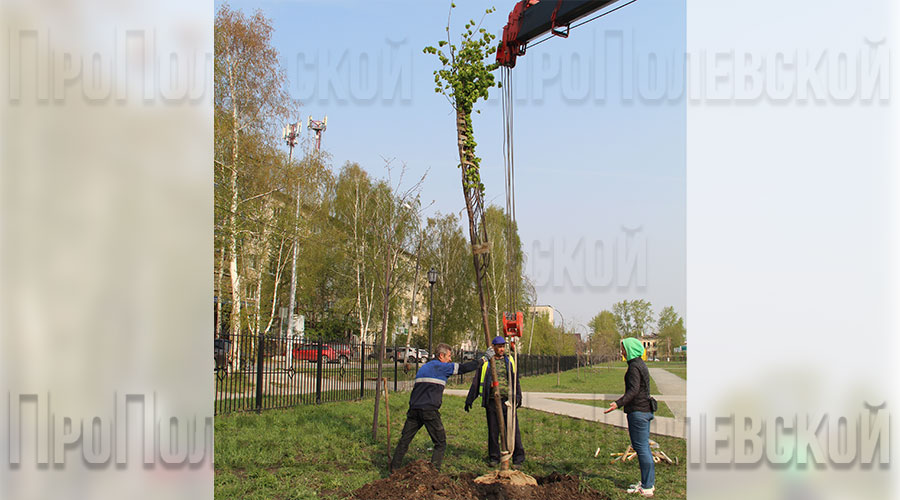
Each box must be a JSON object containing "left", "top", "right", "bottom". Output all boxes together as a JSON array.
[
  {"left": 445, "top": 368, "right": 687, "bottom": 439},
  {"left": 647, "top": 367, "right": 686, "bottom": 419}
]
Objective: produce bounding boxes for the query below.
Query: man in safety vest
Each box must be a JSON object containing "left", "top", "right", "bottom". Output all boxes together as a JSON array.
[{"left": 463, "top": 335, "right": 525, "bottom": 467}]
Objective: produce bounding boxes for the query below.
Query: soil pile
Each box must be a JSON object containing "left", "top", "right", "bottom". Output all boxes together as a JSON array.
[
  {"left": 351, "top": 461, "right": 611, "bottom": 500},
  {"left": 352, "top": 461, "right": 478, "bottom": 500}
]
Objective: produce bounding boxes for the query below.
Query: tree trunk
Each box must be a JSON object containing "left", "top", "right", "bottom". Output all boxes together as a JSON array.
[
  {"left": 287, "top": 177, "right": 301, "bottom": 343},
  {"left": 372, "top": 250, "right": 393, "bottom": 441},
  {"left": 215, "top": 246, "right": 226, "bottom": 339},
  {"left": 455, "top": 108, "right": 509, "bottom": 469},
  {"left": 263, "top": 239, "right": 287, "bottom": 335},
  {"left": 228, "top": 62, "right": 243, "bottom": 370},
  {"left": 254, "top": 215, "right": 272, "bottom": 337}
]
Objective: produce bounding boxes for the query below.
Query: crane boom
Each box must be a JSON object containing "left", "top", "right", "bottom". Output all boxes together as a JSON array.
[{"left": 497, "top": 0, "right": 623, "bottom": 67}]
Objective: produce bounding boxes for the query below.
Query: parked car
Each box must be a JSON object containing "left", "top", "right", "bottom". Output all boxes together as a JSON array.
[
  {"left": 367, "top": 346, "right": 396, "bottom": 361},
  {"left": 331, "top": 344, "right": 353, "bottom": 363},
  {"left": 292, "top": 343, "right": 339, "bottom": 364},
  {"left": 395, "top": 347, "right": 428, "bottom": 363}
]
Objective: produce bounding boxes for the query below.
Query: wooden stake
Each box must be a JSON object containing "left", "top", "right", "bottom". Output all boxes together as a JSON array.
[{"left": 383, "top": 377, "right": 391, "bottom": 463}]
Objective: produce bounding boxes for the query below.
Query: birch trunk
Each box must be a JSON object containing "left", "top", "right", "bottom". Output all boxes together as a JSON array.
[
  {"left": 228, "top": 59, "right": 243, "bottom": 371},
  {"left": 263, "top": 239, "right": 287, "bottom": 335}
]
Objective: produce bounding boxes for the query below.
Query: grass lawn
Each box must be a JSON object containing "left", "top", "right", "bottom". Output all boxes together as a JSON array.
[
  {"left": 519, "top": 365, "right": 661, "bottom": 395},
  {"left": 606, "top": 361, "right": 687, "bottom": 369},
  {"left": 215, "top": 395, "right": 686, "bottom": 499},
  {"left": 551, "top": 398, "right": 675, "bottom": 419},
  {"left": 663, "top": 368, "right": 687, "bottom": 380}
]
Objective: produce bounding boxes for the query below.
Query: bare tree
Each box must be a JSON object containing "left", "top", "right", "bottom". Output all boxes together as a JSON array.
[{"left": 371, "top": 161, "right": 427, "bottom": 441}]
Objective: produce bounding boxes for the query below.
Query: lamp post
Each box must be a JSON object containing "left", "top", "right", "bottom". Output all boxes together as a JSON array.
[
  {"left": 552, "top": 306, "right": 565, "bottom": 386},
  {"left": 427, "top": 267, "right": 438, "bottom": 359}
]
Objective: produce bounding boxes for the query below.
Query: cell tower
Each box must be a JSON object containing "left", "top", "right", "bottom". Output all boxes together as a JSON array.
[{"left": 307, "top": 115, "right": 327, "bottom": 151}]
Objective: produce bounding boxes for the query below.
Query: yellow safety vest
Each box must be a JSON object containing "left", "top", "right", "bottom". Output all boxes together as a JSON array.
[{"left": 479, "top": 356, "right": 517, "bottom": 385}]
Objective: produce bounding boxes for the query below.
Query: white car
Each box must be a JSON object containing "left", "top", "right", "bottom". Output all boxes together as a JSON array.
[{"left": 394, "top": 347, "right": 428, "bottom": 363}]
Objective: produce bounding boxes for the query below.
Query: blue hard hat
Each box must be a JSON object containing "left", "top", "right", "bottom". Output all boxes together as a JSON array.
[{"left": 491, "top": 336, "right": 506, "bottom": 345}]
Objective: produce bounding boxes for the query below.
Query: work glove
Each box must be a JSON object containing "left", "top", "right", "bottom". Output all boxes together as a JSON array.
[
  {"left": 464, "top": 401, "right": 472, "bottom": 412},
  {"left": 482, "top": 349, "right": 493, "bottom": 362}
]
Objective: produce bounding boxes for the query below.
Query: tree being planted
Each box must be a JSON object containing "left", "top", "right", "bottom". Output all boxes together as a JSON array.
[{"left": 424, "top": 6, "right": 517, "bottom": 474}]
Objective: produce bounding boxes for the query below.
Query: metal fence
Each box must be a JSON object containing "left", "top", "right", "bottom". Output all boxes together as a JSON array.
[{"left": 214, "top": 333, "right": 577, "bottom": 415}]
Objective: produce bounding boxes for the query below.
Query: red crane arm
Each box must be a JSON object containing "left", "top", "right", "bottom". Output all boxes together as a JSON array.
[{"left": 496, "top": 0, "right": 624, "bottom": 68}]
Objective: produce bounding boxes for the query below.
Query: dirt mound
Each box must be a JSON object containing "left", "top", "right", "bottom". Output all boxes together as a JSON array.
[
  {"left": 351, "top": 461, "right": 611, "bottom": 500},
  {"left": 352, "top": 461, "right": 478, "bottom": 500}
]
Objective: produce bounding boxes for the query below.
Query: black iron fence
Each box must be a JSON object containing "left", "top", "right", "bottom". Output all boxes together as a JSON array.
[{"left": 214, "top": 333, "right": 578, "bottom": 415}]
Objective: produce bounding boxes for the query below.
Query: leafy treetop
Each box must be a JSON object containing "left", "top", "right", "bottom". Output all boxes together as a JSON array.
[{"left": 423, "top": 5, "right": 500, "bottom": 193}]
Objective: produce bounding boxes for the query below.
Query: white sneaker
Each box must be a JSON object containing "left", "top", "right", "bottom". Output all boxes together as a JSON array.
[
  {"left": 627, "top": 484, "right": 654, "bottom": 497},
  {"left": 627, "top": 483, "right": 642, "bottom": 492}
]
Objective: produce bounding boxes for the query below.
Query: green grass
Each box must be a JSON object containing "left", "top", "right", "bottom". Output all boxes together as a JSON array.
[
  {"left": 519, "top": 365, "right": 661, "bottom": 395},
  {"left": 215, "top": 395, "right": 686, "bottom": 499},
  {"left": 663, "top": 368, "right": 687, "bottom": 380},
  {"left": 551, "top": 398, "right": 675, "bottom": 419},
  {"left": 606, "top": 360, "right": 687, "bottom": 369}
]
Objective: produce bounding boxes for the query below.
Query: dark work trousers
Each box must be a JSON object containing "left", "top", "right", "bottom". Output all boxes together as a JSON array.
[
  {"left": 485, "top": 399, "right": 525, "bottom": 464},
  {"left": 390, "top": 408, "right": 447, "bottom": 471}
]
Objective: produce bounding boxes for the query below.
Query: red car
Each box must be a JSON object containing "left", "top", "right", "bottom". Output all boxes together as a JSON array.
[{"left": 292, "top": 344, "right": 349, "bottom": 363}]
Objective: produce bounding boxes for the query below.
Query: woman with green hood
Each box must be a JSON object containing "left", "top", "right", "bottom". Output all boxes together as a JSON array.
[{"left": 605, "top": 337, "right": 656, "bottom": 497}]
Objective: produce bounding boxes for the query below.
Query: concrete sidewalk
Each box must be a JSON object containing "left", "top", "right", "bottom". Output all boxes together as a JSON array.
[
  {"left": 445, "top": 367, "right": 687, "bottom": 438},
  {"left": 647, "top": 367, "right": 686, "bottom": 419},
  {"left": 445, "top": 387, "right": 686, "bottom": 438}
]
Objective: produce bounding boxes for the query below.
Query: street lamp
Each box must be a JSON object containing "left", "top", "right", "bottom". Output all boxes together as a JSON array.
[
  {"left": 552, "top": 306, "right": 565, "bottom": 386},
  {"left": 427, "top": 267, "right": 438, "bottom": 359}
]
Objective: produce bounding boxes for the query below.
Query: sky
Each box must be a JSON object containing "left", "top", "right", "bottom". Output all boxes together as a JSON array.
[{"left": 217, "top": 0, "right": 686, "bottom": 332}]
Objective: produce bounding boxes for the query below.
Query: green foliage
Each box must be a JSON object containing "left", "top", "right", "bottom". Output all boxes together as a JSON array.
[
  {"left": 656, "top": 306, "right": 686, "bottom": 359},
  {"left": 612, "top": 299, "right": 654, "bottom": 338},
  {"left": 482, "top": 206, "right": 530, "bottom": 337},
  {"left": 525, "top": 311, "right": 566, "bottom": 356},
  {"left": 588, "top": 310, "right": 621, "bottom": 362},
  {"left": 215, "top": 3, "right": 293, "bottom": 342},
  {"left": 422, "top": 212, "right": 477, "bottom": 347},
  {"left": 423, "top": 6, "right": 499, "bottom": 193},
  {"left": 305, "top": 315, "right": 354, "bottom": 342}
]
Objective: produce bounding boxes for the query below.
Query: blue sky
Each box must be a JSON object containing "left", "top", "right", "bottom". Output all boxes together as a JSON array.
[{"left": 218, "top": 0, "right": 686, "bottom": 331}]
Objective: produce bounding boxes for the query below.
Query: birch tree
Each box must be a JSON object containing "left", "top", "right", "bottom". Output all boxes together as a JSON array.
[
  {"left": 215, "top": 3, "right": 290, "bottom": 368},
  {"left": 334, "top": 162, "right": 382, "bottom": 344},
  {"left": 371, "top": 162, "right": 425, "bottom": 441}
]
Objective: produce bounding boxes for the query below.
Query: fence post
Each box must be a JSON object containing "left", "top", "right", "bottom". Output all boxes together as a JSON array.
[
  {"left": 393, "top": 342, "right": 398, "bottom": 392},
  {"left": 255, "top": 332, "right": 264, "bottom": 413},
  {"left": 316, "top": 341, "right": 323, "bottom": 404},
  {"left": 359, "top": 341, "right": 366, "bottom": 399}
]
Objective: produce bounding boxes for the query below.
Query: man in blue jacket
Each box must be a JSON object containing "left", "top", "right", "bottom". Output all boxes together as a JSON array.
[
  {"left": 464, "top": 336, "right": 525, "bottom": 467},
  {"left": 389, "top": 343, "right": 483, "bottom": 472}
]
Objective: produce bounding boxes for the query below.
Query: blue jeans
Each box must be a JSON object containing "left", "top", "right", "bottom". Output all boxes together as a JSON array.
[{"left": 627, "top": 411, "right": 655, "bottom": 489}]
